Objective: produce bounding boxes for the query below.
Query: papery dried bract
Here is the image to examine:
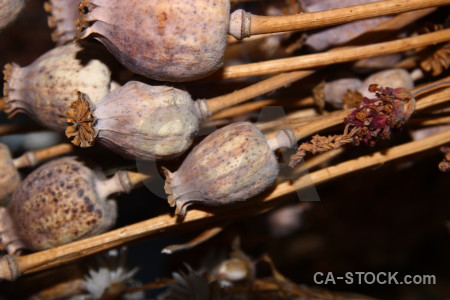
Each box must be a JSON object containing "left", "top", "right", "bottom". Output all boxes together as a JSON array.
[
  {"left": 3, "top": 44, "right": 112, "bottom": 131},
  {"left": 67, "top": 81, "right": 200, "bottom": 160},
  {"left": 76, "top": 0, "right": 230, "bottom": 82},
  {"left": 164, "top": 122, "right": 279, "bottom": 216},
  {"left": 9, "top": 157, "right": 117, "bottom": 250},
  {"left": 0, "top": 0, "right": 25, "bottom": 30}
]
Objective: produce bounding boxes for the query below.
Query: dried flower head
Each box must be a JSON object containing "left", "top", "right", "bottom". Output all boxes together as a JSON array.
[
  {"left": 75, "top": 0, "right": 230, "bottom": 82},
  {"left": 290, "top": 84, "right": 415, "bottom": 166},
  {"left": 69, "top": 248, "right": 144, "bottom": 300},
  {"left": 44, "top": 0, "right": 81, "bottom": 45},
  {"left": 8, "top": 157, "right": 118, "bottom": 250},
  {"left": 417, "top": 24, "right": 450, "bottom": 76},
  {"left": 313, "top": 78, "right": 362, "bottom": 110},
  {"left": 438, "top": 146, "right": 450, "bottom": 172},
  {"left": 3, "top": 44, "right": 112, "bottom": 131},
  {"left": 66, "top": 92, "right": 97, "bottom": 148},
  {"left": 0, "top": 0, "right": 25, "bottom": 30},
  {"left": 164, "top": 122, "right": 279, "bottom": 216},
  {"left": 66, "top": 81, "right": 200, "bottom": 160}
]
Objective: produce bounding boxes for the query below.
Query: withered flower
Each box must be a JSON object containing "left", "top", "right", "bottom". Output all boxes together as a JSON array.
[
  {"left": 290, "top": 84, "right": 415, "bottom": 166},
  {"left": 417, "top": 24, "right": 450, "bottom": 76}
]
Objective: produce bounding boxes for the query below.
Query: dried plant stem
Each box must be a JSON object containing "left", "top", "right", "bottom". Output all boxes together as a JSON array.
[
  {"left": 0, "top": 98, "right": 4, "bottom": 111},
  {"left": 3, "top": 125, "right": 450, "bottom": 280},
  {"left": 220, "top": 29, "right": 450, "bottom": 79},
  {"left": 291, "top": 149, "right": 344, "bottom": 177},
  {"left": 161, "top": 226, "right": 224, "bottom": 254},
  {"left": 0, "top": 123, "right": 40, "bottom": 136},
  {"left": 209, "top": 96, "right": 314, "bottom": 121},
  {"left": 13, "top": 144, "right": 74, "bottom": 169},
  {"left": 206, "top": 70, "right": 314, "bottom": 115},
  {"left": 244, "top": 0, "right": 446, "bottom": 37},
  {"left": 126, "top": 171, "right": 151, "bottom": 187},
  {"left": 411, "top": 115, "right": 450, "bottom": 127},
  {"left": 206, "top": 8, "right": 434, "bottom": 117}
]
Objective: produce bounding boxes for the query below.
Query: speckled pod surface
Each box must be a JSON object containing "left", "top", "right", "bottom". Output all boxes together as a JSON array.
[
  {"left": 76, "top": 0, "right": 230, "bottom": 81},
  {"left": 360, "top": 68, "right": 414, "bottom": 98},
  {"left": 0, "top": 143, "right": 20, "bottom": 200},
  {"left": 0, "top": 0, "right": 25, "bottom": 30},
  {"left": 9, "top": 157, "right": 117, "bottom": 250},
  {"left": 3, "top": 44, "right": 112, "bottom": 131},
  {"left": 67, "top": 81, "right": 200, "bottom": 160},
  {"left": 165, "top": 122, "right": 279, "bottom": 216},
  {"left": 44, "top": 0, "right": 80, "bottom": 45}
]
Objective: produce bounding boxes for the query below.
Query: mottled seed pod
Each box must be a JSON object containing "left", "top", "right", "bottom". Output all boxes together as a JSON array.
[
  {"left": 0, "top": 143, "right": 20, "bottom": 200},
  {"left": 8, "top": 157, "right": 121, "bottom": 250},
  {"left": 0, "top": 0, "right": 25, "bottom": 30},
  {"left": 66, "top": 81, "right": 200, "bottom": 160},
  {"left": 164, "top": 122, "right": 279, "bottom": 216},
  {"left": 75, "top": 0, "right": 230, "bottom": 82},
  {"left": 44, "top": 0, "right": 81, "bottom": 45},
  {"left": 359, "top": 68, "right": 414, "bottom": 98},
  {"left": 3, "top": 44, "right": 112, "bottom": 131}
]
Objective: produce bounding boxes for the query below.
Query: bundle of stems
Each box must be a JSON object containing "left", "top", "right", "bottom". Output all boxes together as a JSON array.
[{"left": 1, "top": 85, "right": 450, "bottom": 280}]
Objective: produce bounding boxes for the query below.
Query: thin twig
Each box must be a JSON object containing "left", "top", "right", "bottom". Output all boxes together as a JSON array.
[
  {"left": 219, "top": 29, "right": 450, "bottom": 79},
  {"left": 3, "top": 123, "right": 450, "bottom": 280},
  {"left": 13, "top": 144, "right": 74, "bottom": 169},
  {"left": 245, "top": 0, "right": 447, "bottom": 37}
]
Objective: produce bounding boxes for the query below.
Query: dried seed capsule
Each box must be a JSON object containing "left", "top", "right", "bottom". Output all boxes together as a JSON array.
[
  {"left": 3, "top": 44, "right": 112, "bottom": 131},
  {"left": 359, "top": 68, "right": 414, "bottom": 98},
  {"left": 313, "top": 78, "right": 362, "bottom": 110},
  {"left": 44, "top": 0, "right": 80, "bottom": 45},
  {"left": 8, "top": 157, "right": 121, "bottom": 250},
  {"left": 164, "top": 122, "right": 279, "bottom": 216},
  {"left": 66, "top": 81, "right": 200, "bottom": 160},
  {"left": 0, "top": 0, "right": 25, "bottom": 30},
  {"left": 75, "top": 0, "right": 230, "bottom": 82},
  {"left": 0, "top": 143, "right": 20, "bottom": 200}
]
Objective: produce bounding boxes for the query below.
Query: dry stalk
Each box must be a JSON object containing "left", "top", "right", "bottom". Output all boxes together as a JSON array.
[
  {"left": 240, "top": 0, "right": 446, "bottom": 37},
  {"left": 206, "top": 8, "right": 434, "bottom": 116},
  {"left": 13, "top": 144, "right": 74, "bottom": 169},
  {"left": 2, "top": 122, "right": 450, "bottom": 280},
  {"left": 220, "top": 28, "right": 450, "bottom": 79}
]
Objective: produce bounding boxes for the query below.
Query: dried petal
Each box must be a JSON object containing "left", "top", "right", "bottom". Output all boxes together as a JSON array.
[{"left": 75, "top": 0, "right": 230, "bottom": 82}]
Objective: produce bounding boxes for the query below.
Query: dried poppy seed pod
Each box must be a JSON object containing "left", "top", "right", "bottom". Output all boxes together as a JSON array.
[
  {"left": 164, "top": 122, "right": 279, "bottom": 216},
  {"left": 0, "top": 0, "right": 25, "bottom": 30},
  {"left": 359, "top": 68, "right": 414, "bottom": 98},
  {"left": 313, "top": 78, "right": 362, "bottom": 110},
  {"left": 44, "top": 0, "right": 80, "bottom": 45},
  {"left": 3, "top": 44, "right": 112, "bottom": 131},
  {"left": 7, "top": 157, "right": 136, "bottom": 250},
  {"left": 76, "top": 0, "right": 230, "bottom": 82},
  {"left": 0, "top": 144, "right": 20, "bottom": 200},
  {"left": 66, "top": 81, "right": 200, "bottom": 160}
]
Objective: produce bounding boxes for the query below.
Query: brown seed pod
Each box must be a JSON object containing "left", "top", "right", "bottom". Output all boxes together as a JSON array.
[
  {"left": 359, "top": 68, "right": 414, "bottom": 98},
  {"left": 0, "top": 143, "right": 20, "bottom": 200},
  {"left": 3, "top": 44, "right": 112, "bottom": 131},
  {"left": 7, "top": 157, "right": 130, "bottom": 250},
  {"left": 66, "top": 81, "right": 200, "bottom": 160},
  {"left": 0, "top": 0, "right": 25, "bottom": 30},
  {"left": 44, "top": 0, "right": 81, "bottom": 45},
  {"left": 75, "top": 0, "right": 230, "bottom": 82},
  {"left": 313, "top": 78, "right": 362, "bottom": 110},
  {"left": 164, "top": 122, "right": 279, "bottom": 216}
]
